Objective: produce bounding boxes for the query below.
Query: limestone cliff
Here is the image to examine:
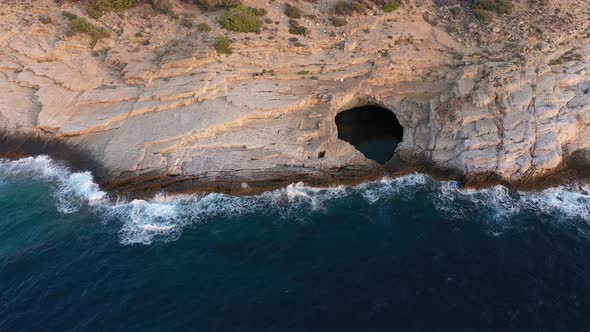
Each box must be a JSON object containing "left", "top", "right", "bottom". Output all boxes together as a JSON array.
[{"left": 1, "top": 0, "right": 589, "bottom": 194}]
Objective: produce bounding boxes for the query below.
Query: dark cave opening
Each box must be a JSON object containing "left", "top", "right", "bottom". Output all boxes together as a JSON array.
[{"left": 335, "top": 106, "right": 404, "bottom": 164}]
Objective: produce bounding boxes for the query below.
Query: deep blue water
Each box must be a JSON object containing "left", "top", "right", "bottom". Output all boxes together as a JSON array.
[{"left": 2, "top": 156, "right": 590, "bottom": 331}]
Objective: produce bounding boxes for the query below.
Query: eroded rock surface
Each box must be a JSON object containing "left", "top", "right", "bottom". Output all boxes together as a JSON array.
[{"left": 1, "top": 0, "right": 589, "bottom": 193}]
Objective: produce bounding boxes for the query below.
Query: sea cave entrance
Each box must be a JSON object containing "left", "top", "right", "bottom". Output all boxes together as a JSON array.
[{"left": 335, "top": 105, "right": 403, "bottom": 164}]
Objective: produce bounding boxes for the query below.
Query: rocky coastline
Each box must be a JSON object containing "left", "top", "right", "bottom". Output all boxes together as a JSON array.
[{"left": 1, "top": 0, "right": 589, "bottom": 197}]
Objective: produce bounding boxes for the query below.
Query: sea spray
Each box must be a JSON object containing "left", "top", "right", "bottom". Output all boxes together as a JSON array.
[{"left": 3, "top": 156, "right": 590, "bottom": 244}]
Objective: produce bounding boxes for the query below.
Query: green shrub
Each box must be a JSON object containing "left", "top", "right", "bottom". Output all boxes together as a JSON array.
[
  {"left": 288, "top": 19, "right": 307, "bottom": 35},
  {"left": 332, "top": 1, "right": 353, "bottom": 15},
  {"left": 474, "top": 8, "right": 493, "bottom": 22},
  {"left": 62, "top": 11, "right": 78, "bottom": 20},
  {"left": 219, "top": 6, "right": 262, "bottom": 33},
  {"left": 473, "top": 0, "right": 512, "bottom": 20},
  {"left": 197, "top": 0, "right": 241, "bottom": 11},
  {"left": 330, "top": 16, "right": 347, "bottom": 27},
  {"left": 495, "top": 0, "right": 512, "bottom": 14},
  {"left": 253, "top": 7, "right": 267, "bottom": 16},
  {"left": 351, "top": 1, "right": 365, "bottom": 14},
  {"left": 85, "top": 0, "right": 138, "bottom": 19},
  {"left": 475, "top": 0, "right": 496, "bottom": 11},
  {"left": 285, "top": 4, "right": 302, "bottom": 19},
  {"left": 214, "top": 35, "right": 232, "bottom": 54},
  {"left": 69, "top": 17, "right": 111, "bottom": 48},
  {"left": 383, "top": 0, "right": 399, "bottom": 12},
  {"left": 150, "top": 0, "right": 178, "bottom": 19}
]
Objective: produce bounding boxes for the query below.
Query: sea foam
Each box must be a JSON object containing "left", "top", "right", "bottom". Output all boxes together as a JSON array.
[{"left": 2, "top": 156, "right": 590, "bottom": 245}]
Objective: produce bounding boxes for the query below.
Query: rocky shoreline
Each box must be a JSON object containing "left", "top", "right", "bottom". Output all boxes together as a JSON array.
[{"left": 4, "top": 130, "right": 590, "bottom": 200}]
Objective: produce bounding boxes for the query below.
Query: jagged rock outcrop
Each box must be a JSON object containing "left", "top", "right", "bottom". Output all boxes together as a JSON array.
[{"left": 0, "top": 0, "right": 589, "bottom": 194}]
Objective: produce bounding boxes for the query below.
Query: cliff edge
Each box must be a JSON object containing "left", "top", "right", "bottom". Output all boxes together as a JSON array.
[{"left": 1, "top": 0, "right": 589, "bottom": 194}]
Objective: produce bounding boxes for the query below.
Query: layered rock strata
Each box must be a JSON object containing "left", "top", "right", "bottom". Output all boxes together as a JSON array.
[{"left": 0, "top": 0, "right": 589, "bottom": 194}]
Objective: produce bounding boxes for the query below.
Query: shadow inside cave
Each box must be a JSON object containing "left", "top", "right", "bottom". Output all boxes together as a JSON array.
[{"left": 335, "top": 105, "right": 403, "bottom": 164}]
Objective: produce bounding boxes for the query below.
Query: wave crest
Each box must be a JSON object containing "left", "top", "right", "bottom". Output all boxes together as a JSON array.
[{"left": 3, "top": 156, "right": 590, "bottom": 245}]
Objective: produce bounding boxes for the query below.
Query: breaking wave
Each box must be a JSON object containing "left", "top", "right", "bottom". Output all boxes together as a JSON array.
[{"left": 2, "top": 156, "right": 590, "bottom": 245}]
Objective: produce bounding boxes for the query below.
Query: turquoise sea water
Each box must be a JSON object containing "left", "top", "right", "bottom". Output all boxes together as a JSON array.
[{"left": 2, "top": 156, "right": 590, "bottom": 331}]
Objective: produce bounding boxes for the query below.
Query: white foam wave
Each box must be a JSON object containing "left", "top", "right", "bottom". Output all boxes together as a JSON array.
[
  {"left": 0, "top": 156, "right": 107, "bottom": 213},
  {"left": 3, "top": 156, "right": 590, "bottom": 245}
]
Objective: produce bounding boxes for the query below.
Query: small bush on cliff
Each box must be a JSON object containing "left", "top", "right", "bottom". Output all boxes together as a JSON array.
[
  {"left": 473, "top": 0, "right": 512, "bottom": 22},
  {"left": 197, "top": 0, "right": 241, "bottom": 11},
  {"left": 351, "top": 1, "right": 366, "bottom": 14},
  {"left": 330, "top": 16, "right": 347, "bottom": 27},
  {"left": 69, "top": 17, "right": 111, "bottom": 48},
  {"left": 288, "top": 19, "right": 307, "bottom": 35},
  {"left": 214, "top": 35, "right": 232, "bottom": 54},
  {"left": 219, "top": 6, "right": 262, "bottom": 33},
  {"left": 85, "top": 0, "right": 139, "bottom": 18},
  {"left": 332, "top": 1, "right": 354, "bottom": 15},
  {"left": 332, "top": 0, "right": 366, "bottom": 16},
  {"left": 474, "top": 8, "right": 493, "bottom": 22},
  {"left": 383, "top": 0, "right": 400, "bottom": 12},
  {"left": 252, "top": 8, "right": 267, "bottom": 16},
  {"left": 150, "top": 0, "right": 178, "bottom": 19},
  {"left": 285, "top": 4, "right": 302, "bottom": 19},
  {"left": 475, "top": 0, "right": 512, "bottom": 13},
  {"left": 83, "top": 0, "right": 178, "bottom": 19}
]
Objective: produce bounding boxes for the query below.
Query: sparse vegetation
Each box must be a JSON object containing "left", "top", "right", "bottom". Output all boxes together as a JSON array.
[
  {"left": 351, "top": 1, "right": 366, "bottom": 14},
  {"left": 285, "top": 4, "right": 302, "bottom": 19},
  {"left": 197, "top": 0, "right": 241, "bottom": 11},
  {"left": 252, "top": 7, "right": 267, "bottom": 16},
  {"left": 85, "top": 0, "right": 139, "bottom": 19},
  {"left": 549, "top": 50, "right": 583, "bottom": 65},
  {"left": 150, "top": 0, "right": 178, "bottom": 19},
  {"left": 62, "top": 11, "right": 78, "bottom": 20},
  {"left": 474, "top": 7, "right": 493, "bottom": 22},
  {"left": 82, "top": 0, "right": 177, "bottom": 19},
  {"left": 197, "top": 22, "right": 212, "bottom": 32},
  {"left": 219, "top": 5, "right": 262, "bottom": 33},
  {"left": 383, "top": 0, "right": 400, "bottom": 13},
  {"left": 69, "top": 17, "right": 111, "bottom": 48},
  {"left": 288, "top": 19, "right": 307, "bottom": 35},
  {"left": 39, "top": 16, "right": 53, "bottom": 24},
  {"left": 449, "top": 6, "right": 461, "bottom": 18},
  {"left": 181, "top": 16, "right": 193, "bottom": 28},
  {"left": 473, "top": 0, "right": 512, "bottom": 22},
  {"left": 332, "top": 1, "right": 349, "bottom": 15},
  {"left": 475, "top": 0, "right": 512, "bottom": 14},
  {"left": 446, "top": 22, "right": 458, "bottom": 33},
  {"left": 330, "top": 16, "right": 347, "bottom": 27},
  {"left": 214, "top": 35, "right": 232, "bottom": 54}
]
